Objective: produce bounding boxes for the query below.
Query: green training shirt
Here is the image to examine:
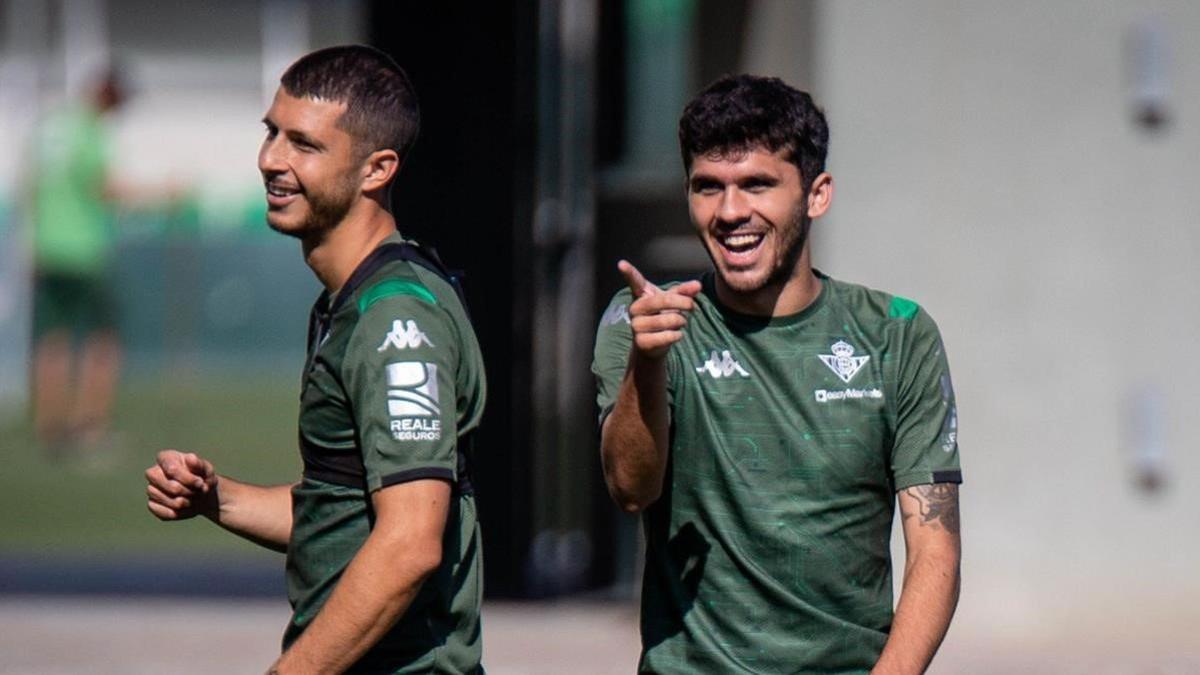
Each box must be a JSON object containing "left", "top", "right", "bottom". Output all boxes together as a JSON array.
[
  {"left": 593, "top": 271, "right": 961, "bottom": 674},
  {"left": 287, "top": 233, "right": 486, "bottom": 674},
  {"left": 31, "top": 106, "right": 115, "bottom": 275}
]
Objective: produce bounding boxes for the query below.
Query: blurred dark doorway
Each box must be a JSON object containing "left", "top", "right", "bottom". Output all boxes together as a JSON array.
[{"left": 369, "top": 2, "right": 538, "bottom": 598}]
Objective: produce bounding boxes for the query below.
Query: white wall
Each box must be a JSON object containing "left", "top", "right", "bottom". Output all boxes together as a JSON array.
[{"left": 809, "top": 0, "right": 1200, "bottom": 648}]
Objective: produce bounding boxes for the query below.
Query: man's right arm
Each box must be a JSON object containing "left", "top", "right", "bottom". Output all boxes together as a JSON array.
[
  {"left": 145, "top": 450, "right": 293, "bottom": 553},
  {"left": 601, "top": 351, "right": 671, "bottom": 513},
  {"left": 598, "top": 261, "right": 701, "bottom": 513}
]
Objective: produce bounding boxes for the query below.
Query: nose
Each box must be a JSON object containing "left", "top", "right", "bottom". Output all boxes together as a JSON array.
[
  {"left": 716, "top": 186, "right": 751, "bottom": 225},
  {"left": 258, "top": 135, "right": 286, "bottom": 176}
]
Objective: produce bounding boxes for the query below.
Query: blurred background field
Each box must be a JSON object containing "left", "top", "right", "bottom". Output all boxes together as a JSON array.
[
  {"left": 3, "top": 0, "right": 1200, "bottom": 672},
  {"left": 0, "top": 234, "right": 315, "bottom": 584},
  {"left": 0, "top": 375, "right": 298, "bottom": 559}
]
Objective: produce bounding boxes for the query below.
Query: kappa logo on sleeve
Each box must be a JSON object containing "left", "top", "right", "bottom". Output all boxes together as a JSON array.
[
  {"left": 377, "top": 319, "right": 434, "bottom": 352},
  {"left": 385, "top": 361, "right": 442, "bottom": 441},
  {"left": 600, "top": 303, "right": 631, "bottom": 326}
]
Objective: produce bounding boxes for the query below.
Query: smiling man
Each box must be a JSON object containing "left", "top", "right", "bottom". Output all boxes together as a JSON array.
[
  {"left": 593, "top": 75, "right": 962, "bottom": 673},
  {"left": 144, "top": 46, "right": 485, "bottom": 674}
]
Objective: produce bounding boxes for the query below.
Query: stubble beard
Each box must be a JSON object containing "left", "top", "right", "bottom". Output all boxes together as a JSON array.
[
  {"left": 765, "top": 210, "right": 811, "bottom": 289},
  {"left": 268, "top": 175, "right": 358, "bottom": 241},
  {"left": 714, "top": 209, "right": 812, "bottom": 295}
]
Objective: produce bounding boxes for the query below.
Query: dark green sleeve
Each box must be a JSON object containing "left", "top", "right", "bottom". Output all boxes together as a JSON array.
[
  {"left": 343, "top": 290, "right": 461, "bottom": 492},
  {"left": 890, "top": 307, "right": 962, "bottom": 490},
  {"left": 592, "top": 288, "right": 635, "bottom": 427}
]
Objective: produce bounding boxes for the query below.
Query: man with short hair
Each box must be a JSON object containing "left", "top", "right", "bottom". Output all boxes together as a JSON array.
[
  {"left": 144, "top": 45, "right": 485, "bottom": 674},
  {"left": 594, "top": 74, "right": 962, "bottom": 673}
]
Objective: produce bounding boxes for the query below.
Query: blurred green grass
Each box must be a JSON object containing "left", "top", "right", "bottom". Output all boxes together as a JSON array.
[{"left": 0, "top": 373, "right": 302, "bottom": 560}]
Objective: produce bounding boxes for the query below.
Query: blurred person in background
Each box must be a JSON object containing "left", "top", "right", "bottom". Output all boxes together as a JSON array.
[
  {"left": 593, "top": 75, "right": 962, "bottom": 673},
  {"left": 27, "top": 67, "right": 128, "bottom": 459},
  {"left": 143, "top": 45, "right": 485, "bottom": 674}
]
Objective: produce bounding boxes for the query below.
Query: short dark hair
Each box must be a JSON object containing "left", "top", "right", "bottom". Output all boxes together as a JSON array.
[
  {"left": 679, "top": 74, "right": 828, "bottom": 189},
  {"left": 281, "top": 45, "right": 420, "bottom": 162}
]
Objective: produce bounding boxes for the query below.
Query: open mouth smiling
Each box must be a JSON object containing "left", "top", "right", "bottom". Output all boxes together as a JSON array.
[
  {"left": 717, "top": 231, "right": 766, "bottom": 254},
  {"left": 266, "top": 181, "right": 300, "bottom": 198},
  {"left": 265, "top": 180, "right": 302, "bottom": 207}
]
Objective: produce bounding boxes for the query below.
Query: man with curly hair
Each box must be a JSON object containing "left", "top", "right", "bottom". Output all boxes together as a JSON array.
[{"left": 594, "top": 75, "right": 962, "bottom": 673}]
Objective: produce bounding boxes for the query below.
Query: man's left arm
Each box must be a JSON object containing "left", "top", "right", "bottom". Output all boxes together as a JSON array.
[
  {"left": 269, "top": 478, "right": 450, "bottom": 674},
  {"left": 271, "top": 287, "right": 466, "bottom": 673},
  {"left": 871, "top": 483, "right": 961, "bottom": 675}
]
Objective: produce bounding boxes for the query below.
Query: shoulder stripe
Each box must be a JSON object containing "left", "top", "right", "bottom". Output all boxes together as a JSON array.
[
  {"left": 888, "top": 296, "right": 920, "bottom": 320},
  {"left": 358, "top": 279, "right": 437, "bottom": 313}
]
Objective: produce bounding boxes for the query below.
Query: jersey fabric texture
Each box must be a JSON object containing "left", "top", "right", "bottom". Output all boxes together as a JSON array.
[
  {"left": 592, "top": 270, "right": 961, "bottom": 674},
  {"left": 287, "top": 233, "right": 486, "bottom": 674},
  {"left": 31, "top": 106, "right": 115, "bottom": 275}
]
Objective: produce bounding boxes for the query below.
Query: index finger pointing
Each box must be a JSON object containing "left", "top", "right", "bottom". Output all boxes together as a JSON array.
[{"left": 618, "top": 260, "right": 656, "bottom": 297}]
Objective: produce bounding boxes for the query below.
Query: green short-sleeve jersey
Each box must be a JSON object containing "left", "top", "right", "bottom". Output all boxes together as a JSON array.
[
  {"left": 592, "top": 271, "right": 961, "bottom": 674},
  {"left": 287, "top": 234, "right": 486, "bottom": 674},
  {"left": 31, "top": 106, "right": 115, "bottom": 274}
]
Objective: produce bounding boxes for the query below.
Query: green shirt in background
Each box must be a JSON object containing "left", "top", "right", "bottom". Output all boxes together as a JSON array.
[
  {"left": 32, "top": 106, "right": 115, "bottom": 275},
  {"left": 288, "top": 234, "right": 486, "bottom": 673},
  {"left": 593, "top": 271, "right": 961, "bottom": 674}
]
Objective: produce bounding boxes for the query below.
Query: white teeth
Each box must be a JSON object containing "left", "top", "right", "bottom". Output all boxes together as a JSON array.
[{"left": 720, "top": 233, "right": 764, "bottom": 250}]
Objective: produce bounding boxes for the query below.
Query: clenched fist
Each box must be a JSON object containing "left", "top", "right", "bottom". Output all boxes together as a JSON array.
[{"left": 145, "top": 450, "right": 219, "bottom": 521}]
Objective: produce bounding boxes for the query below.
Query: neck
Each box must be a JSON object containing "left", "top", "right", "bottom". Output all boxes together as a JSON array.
[
  {"left": 303, "top": 198, "right": 397, "bottom": 296},
  {"left": 715, "top": 246, "right": 822, "bottom": 317}
]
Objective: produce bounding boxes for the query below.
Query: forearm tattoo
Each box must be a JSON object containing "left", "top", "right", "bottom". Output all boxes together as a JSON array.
[{"left": 904, "top": 484, "right": 960, "bottom": 535}]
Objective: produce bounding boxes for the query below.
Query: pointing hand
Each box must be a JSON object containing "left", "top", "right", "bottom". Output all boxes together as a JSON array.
[{"left": 618, "top": 260, "right": 702, "bottom": 360}]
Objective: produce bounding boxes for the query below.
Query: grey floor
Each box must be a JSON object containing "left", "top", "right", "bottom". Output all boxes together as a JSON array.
[{"left": 1, "top": 596, "right": 1197, "bottom": 674}]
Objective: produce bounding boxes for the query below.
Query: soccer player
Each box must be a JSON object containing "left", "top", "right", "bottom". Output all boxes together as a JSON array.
[
  {"left": 28, "top": 69, "right": 128, "bottom": 457},
  {"left": 144, "top": 46, "right": 485, "bottom": 674},
  {"left": 593, "top": 75, "right": 962, "bottom": 673}
]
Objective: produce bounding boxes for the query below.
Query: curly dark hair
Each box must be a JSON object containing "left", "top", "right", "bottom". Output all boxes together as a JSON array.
[
  {"left": 678, "top": 74, "right": 828, "bottom": 189},
  {"left": 281, "top": 45, "right": 420, "bottom": 162}
]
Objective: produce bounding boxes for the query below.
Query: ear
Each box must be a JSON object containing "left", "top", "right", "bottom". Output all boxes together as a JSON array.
[
  {"left": 806, "top": 172, "right": 833, "bottom": 219},
  {"left": 360, "top": 149, "right": 401, "bottom": 194}
]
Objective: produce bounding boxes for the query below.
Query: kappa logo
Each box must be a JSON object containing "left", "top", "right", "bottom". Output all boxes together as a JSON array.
[
  {"left": 385, "top": 361, "right": 440, "bottom": 417},
  {"left": 600, "top": 303, "right": 631, "bottom": 326},
  {"left": 377, "top": 319, "right": 434, "bottom": 352},
  {"left": 818, "top": 340, "right": 870, "bottom": 383},
  {"left": 696, "top": 349, "right": 750, "bottom": 379}
]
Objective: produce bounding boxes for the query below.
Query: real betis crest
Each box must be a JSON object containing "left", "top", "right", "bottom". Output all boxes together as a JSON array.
[{"left": 819, "top": 340, "right": 869, "bottom": 383}]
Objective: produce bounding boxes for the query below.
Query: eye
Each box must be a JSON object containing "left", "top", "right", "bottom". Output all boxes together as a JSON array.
[
  {"left": 691, "top": 179, "right": 722, "bottom": 195},
  {"left": 742, "top": 178, "right": 775, "bottom": 193}
]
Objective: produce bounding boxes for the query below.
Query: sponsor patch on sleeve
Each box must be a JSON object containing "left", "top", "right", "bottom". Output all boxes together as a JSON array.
[{"left": 385, "top": 361, "right": 442, "bottom": 441}]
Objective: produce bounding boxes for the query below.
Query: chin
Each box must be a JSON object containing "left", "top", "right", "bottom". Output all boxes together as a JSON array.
[
  {"left": 716, "top": 266, "right": 772, "bottom": 294},
  {"left": 266, "top": 214, "right": 306, "bottom": 238}
]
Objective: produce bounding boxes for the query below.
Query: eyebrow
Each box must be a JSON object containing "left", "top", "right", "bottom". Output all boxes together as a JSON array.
[
  {"left": 261, "top": 117, "right": 326, "bottom": 151},
  {"left": 739, "top": 172, "right": 778, "bottom": 184},
  {"left": 687, "top": 170, "right": 780, "bottom": 191},
  {"left": 286, "top": 129, "right": 326, "bottom": 151}
]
